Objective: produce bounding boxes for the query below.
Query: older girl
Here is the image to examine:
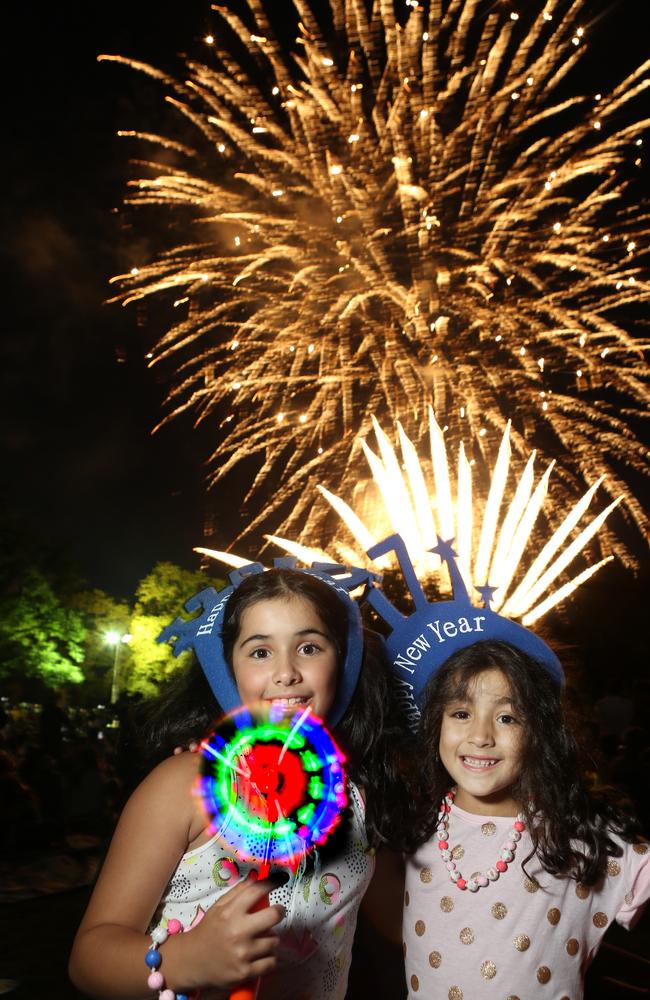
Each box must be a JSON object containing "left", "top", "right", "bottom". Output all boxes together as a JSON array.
[{"left": 70, "top": 564, "right": 405, "bottom": 999}]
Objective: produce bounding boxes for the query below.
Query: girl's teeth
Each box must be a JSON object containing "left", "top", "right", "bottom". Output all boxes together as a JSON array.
[{"left": 464, "top": 757, "right": 498, "bottom": 768}]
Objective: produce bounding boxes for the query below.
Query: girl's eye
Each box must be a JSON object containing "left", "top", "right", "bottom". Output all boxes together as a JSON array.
[
  {"left": 451, "top": 709, "right": 470, "bottom": 720},
  {"left": 299, "top": 642, "right": 321, "bottom": 656},
  {"left": 250, "top": 648, "right": 271, "bottom": 660},
  {"left": 498, "top": 713, "right": 518, "bottom": 725}
]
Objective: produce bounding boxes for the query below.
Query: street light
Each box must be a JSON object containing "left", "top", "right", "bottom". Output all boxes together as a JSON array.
[{"left": 105, "top": 631, "right": 132, "bottom": 704}]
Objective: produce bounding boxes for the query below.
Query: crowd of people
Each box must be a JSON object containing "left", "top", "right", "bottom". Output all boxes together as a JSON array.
[{"left": 0, "top": 695, "right": 127, "bottom": 857}]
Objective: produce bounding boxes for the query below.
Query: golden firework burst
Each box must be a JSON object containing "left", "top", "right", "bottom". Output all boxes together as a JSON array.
[{"left": 102, "top": 0, "right": 649, "bottom": 548}]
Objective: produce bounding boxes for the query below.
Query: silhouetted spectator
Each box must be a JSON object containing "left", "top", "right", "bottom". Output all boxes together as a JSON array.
[
  {"left": 61, "top": 742, "right": 113, "bottom": 835},
  {"left": 608, "top": 725, "right": 650, "bottom": 835},
  {"left": 0, "top": 750, "right": 39, "bottom": 853},
  {"left": 39, "top": 690, "right": 71, "bottom": 755},
  {"left": 594, "top": 688, "right": 635, "bottom": 764},
  {"left": 20, "top": 746, "right": 65, "bottom": 845}
]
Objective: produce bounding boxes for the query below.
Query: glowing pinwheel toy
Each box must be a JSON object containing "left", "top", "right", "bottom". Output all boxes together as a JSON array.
[
  {"left": 197, "top": 701, "right": 347, "bottom": 875},
  {"left": 197, "top": 702, "right": 347, "bottom": 999}
]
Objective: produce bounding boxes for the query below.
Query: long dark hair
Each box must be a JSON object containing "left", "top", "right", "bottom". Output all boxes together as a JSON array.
[
  {"left": 138, "top": 568, "right": 408, "bottom": 848},
  {"left": 407, "top": 640, "right": 640, "bottom": 884}
]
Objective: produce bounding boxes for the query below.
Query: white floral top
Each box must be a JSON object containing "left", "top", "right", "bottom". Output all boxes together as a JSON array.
[{"left": 152, "top": 782, "right": 374, "bottom": 1000}]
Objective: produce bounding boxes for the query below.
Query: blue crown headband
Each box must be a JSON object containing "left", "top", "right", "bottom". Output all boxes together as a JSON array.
[
  {"left": 364, "top": 534, "right": 563, "bottom": 729},
  {"left": 158, "top": 557, "right": 374, "bottom": 727}
]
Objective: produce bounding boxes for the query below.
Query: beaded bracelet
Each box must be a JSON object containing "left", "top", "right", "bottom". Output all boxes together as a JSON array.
[{"left": 145, "top": 918, "right": 191, "bottom": 1000}]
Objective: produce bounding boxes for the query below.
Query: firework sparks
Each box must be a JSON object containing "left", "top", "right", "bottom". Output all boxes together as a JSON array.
[
  {"left": 102, "top": 1, "right": 649, "bottom": 543},
  {"left": 204, "top": 413, "right": 620, "bottom": 626}
]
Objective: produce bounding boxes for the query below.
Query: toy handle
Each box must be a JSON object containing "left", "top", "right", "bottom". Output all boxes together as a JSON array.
[
  {"left": 229, "top": 865, "right": 271, "bottom": 1000},
  {"left": 229, "top": 985, "right": 260, "bottom": 1000}
]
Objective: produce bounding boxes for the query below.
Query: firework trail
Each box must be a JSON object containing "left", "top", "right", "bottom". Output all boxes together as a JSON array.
[
  {"left": 102, "top": 0, "right": 649, "bottom": 550},
  {"left": 199, "top": 412, "right": 622, "bottom": 625}
]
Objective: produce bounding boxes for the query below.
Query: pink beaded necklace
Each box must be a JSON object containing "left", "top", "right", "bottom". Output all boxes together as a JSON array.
[{"left": 436, "top": 788, "right": 526, "bottom": 891}]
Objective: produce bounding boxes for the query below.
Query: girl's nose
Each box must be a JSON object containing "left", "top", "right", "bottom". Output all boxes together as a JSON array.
[
  {"left": 272, "top": 654, "right": 302, "bottom": 686},
  {"left": 468, "top": 720, "right": 495, "bottom": 746}
]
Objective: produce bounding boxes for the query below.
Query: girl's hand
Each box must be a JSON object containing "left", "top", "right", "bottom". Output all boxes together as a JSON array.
[
  {"left": 174, "top": 875, "right": 286, "bottom": 990},
  {"left": 69, "top": 755, "right": 283, "bottom": 999}
]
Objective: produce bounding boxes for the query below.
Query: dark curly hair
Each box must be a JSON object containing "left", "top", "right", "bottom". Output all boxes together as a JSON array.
[
  {"left": 138, "top": 568, "right": 409, "bottom": 849},
  {"left": 405, "top": 640, "right": 641, "bottom": 884}
]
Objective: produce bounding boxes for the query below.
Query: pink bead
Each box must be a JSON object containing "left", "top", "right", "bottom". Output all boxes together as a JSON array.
[
  {"left": 167, "top": 918, "right": 183, "bottom": 935},
  {"left": 160, "top": 991, "right": 175, "bottom": 1000},
  {"left": 477, "top": 875, "right": 489, "bottom": 887},
  {"left": 446, "top": 861, "right": 456, "bottom": 871},
  {"left": 505, "top": 840, "right": 516, "bottom": 851},
  {"left": 147, "top": 971, "right": 164, "bottom": 990},
  {"left": 496, "top": 860, "right": 507, "bottom": 872},
  {"left": 514, "top": 820, "right": 525, "bottom": 832}
]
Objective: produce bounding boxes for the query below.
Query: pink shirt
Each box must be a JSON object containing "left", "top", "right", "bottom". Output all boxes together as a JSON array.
[{"left": 404, "top": 803, "right": 650, "bottom": 999}]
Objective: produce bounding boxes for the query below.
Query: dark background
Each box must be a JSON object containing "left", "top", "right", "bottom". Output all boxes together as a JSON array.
[
  {"left": 4, "top": 1, "right": 214, "bottom": 597},
  {"left": 2, "top": 0, "right": 647, "bottom": 611}
]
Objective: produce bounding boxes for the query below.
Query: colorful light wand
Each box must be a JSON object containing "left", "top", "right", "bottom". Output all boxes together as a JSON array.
[{"left": 196, "top": 703, "right": 347, "bottom": 1000}]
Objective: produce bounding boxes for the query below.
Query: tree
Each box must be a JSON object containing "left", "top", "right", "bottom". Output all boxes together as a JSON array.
[
  {"left": 0, "top": 568, "right": 85, "bottom": 688},
  {"left": 70, "top": 589, "right": 132, "bottom": 704},
  {"left": 127, "top": 562, "right": 224, "bottom": 698}
]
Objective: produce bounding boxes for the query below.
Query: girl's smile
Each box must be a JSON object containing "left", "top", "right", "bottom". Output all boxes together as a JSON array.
[
  {"left": 460, "top": 755, "right": 501, "bottom": 770},
  {"left": 231, "top": 595, "right": 339, "bottom": 719},
  {"left": 439, "top": 667, "right": 522, "bottom": 816}
]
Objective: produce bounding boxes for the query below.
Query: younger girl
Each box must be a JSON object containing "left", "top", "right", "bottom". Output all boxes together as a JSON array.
[
  {"left": 70, "top": 563, "right": 404, "bottom": 1000},
  {"left": 403, "top": 639, "right": 650, "bottom": 999}
]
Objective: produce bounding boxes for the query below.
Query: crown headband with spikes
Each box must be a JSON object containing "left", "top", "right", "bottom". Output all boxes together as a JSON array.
[
  {"left": 364, "top": 534, "right": 563, "bottom": 729},
  {"left": 158, "top": 557, "right": 374, "bottom": 727}
]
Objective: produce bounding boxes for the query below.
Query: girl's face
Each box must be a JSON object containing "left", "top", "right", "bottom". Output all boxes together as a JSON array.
[
  {"left": 439, "top": 668, "right": 523, "bottom": 816},
  {"left": 231, "top": 594, "right": 339, "bottom": 719}
]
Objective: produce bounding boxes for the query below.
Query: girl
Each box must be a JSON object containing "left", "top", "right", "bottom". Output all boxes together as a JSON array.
[
  {"left": 402, "top": 639, "right": 650, "bottom": 999},
  {"left": 70, "top": 564, "right": 405, "bottom": 1000}
]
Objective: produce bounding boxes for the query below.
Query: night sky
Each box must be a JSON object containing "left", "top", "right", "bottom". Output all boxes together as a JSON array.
[
  {"left": 5, "top": 2, "right": 214, "bottom": 595},
  {"left": 3, "top": 0, "right": 647, "bottom": 604}
]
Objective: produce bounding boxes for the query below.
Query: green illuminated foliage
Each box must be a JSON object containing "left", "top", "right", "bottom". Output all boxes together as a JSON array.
[
  {"left": 126, "top": 562, "right": 224, "bottom": 697},
  {"left": 0, "top": 569, "right": 85, "bottom": 687}
]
